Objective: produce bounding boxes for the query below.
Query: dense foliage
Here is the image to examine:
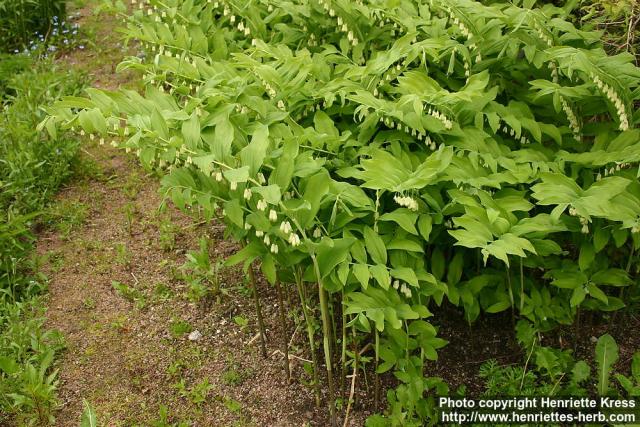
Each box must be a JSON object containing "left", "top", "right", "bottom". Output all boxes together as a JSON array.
[
  {"left": 45, "top": 0, "right": 640, "bottom": 424},
  {"left": 0, "top": 0, "right": 67, "bottom": 52},
  {"left": 0, "top": 60, "right": 86, "bottom": 424}
]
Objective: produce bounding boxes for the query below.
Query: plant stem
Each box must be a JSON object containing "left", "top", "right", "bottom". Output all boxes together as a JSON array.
[
  {"left": 312, "top": 255, "right": 337, "bottom": 427},
  {"left": 295, "top": 271, "right": 320, "bottom": 407},
  {"left": 374, "top": 329, "right": 380, "bottom": 411},
  {"left": 519, "top": 257, "right": 525, "bottom": 314},
  {"left": 275, "top": 278, "right": 291, "bottom": 382},
  {"left": 342, "top": 327, "right": 358, "bottom": 427},
  {"left": 247, "top": 257, "right": 267, "bottom": 358},
  {"left": 340, "top": 291, "right": 347, "bottom": 398},
  {"left": 506, "top": 265, "right": 515, "bottom": 325}
]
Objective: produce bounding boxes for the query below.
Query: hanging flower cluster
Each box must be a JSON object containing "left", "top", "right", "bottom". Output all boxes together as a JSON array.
[
  {"left": 393, "top": 280, "right": 412, "bottom": 298},
  {"left": 559, "top": 97, "right": 581, "bottom": 141},
  {"left": 531, "top": 19, "right": 553, "bottom": 48},
  {"left": 318, "top": 0, "right": 358, "bottom": 46},
  {"left": 569, "top": 207, "right": 590, "bottom": 234},
  {"left": 599, "top": 162, "right": 632, "bottom": 180},
  {"left": 377, "top": 114, "right": 437, "bottom": 148},
  {"left": 499, "top": 123, "right": 531, "bottom": 145},
  {"left": 255, "top": 74, "right": 277, "bottom": 99},
  {"left": 441, "top": 5, "right": 482, "bottom": 62},
  {"left": 591, "top": 74, "right": 629, "bottom": 131},
  {"left": 426, "top": 106, "right": 453, "bottom": 130},
  {"left": 394, "top": 194, "right": 419, "bottom": 211}
]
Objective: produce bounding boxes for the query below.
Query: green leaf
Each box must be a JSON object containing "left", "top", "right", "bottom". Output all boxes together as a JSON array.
[
  {"left": 223, "top": 166, "right": 250, "bottom": 183},
  {"left": 261, "top": 254, "right": 276, "bottom": 284},
  {"left": 591, "top": 269, "right": 632, "bottom": 287},
  {"left": 391, "top": 267, "right": 418, "bottom": 287},
  {"left": 369, "top": 264, "right": 390, "bottom": 290},
  {"left": 353, "top": 264, "right": 370, "bottom": 289},
  {"left": 240, "top": 124, "right": 269, "bottom": 175},
  {"left": 225, "top": 242, "right": 262, "bottom": 267},
  {"left": 151, "top": 107, "right": 170, "bottom": 140},
  {"left": 431, "top": 248, "right": 445, "bottom": 281},
  {"left": 379, "top": 209, "right": 418, "bottom": 235},
  {"left": 417, "top": 215, "right": 433, "bottom": 241},
  {"left": 0, "top": 356, "right": 18, "bottom": 375},
  {"left": 595, "top": 334, "right": 619, "bottom": 395},
  {"left": 253, "top": 184, "right": 281, "bottom": 204},
  {"left": 570, "top": 286, "right": 586, "bottom": 307},
  {"left": 593, "top": 227, "right": 610, "bottom": 252},
  {"left": 270, "top": 139, "right": 298, "bottom": 190},
  {"left": 299, "top": 171, "right": 330, "bottom": 228},
  {"left": 80, "top": 400, "right": 98, "bottom": 427},
  {"left": 316, "top": 238, "right": 355, "bottom": 280},
  {"left": 387, "top": 237, "right": 423, "bottom": 252},
  {"left": 578, "top": 242, "right": 595, "bottom": 271},
  {"left": 486, "top": 299, "right": 511, "bottom": 313},
  {"left": 364, "top": 227, "right": 387, "bottom": 264},
  {"left": 182, "top": 112, "right": 201, "bottom": 147},
  {"left": 586, "top": 283, "right": 608, "bottom": 304},
  {"left": 212, "top": 116, "right": 234, "bottom": 161},
  {"left": 447, "top": 252, "right": 464, "bottom": 286},
  {"left": 223, "top": 199, "right": 244, "bottom": 228}
]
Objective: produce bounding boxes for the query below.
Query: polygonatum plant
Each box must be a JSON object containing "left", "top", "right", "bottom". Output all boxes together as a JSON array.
[{"left": 42, "top": 0, "right": 640, "bottom": 424}]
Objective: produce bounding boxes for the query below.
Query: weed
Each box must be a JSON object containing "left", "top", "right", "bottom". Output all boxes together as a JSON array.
[
  {"left": 153, "top": 282, "right": 173, "bottom": 302},
  {"left": 180, "top": 238, "right": 225, "bottom": 302},
  {"left": 82, "top": 297, "right": 96, "bottom": 310},
  {"left": 233, "top": 315, "right": 249, "bottom": 330},
  {"left": 168, "top": 318, "right": 192, "bottom": 339},
  {"left": 123, "top": 202, "right": 136, "bottom": 235},
  {"left": 158, "top": 217, "right": 178, "bottom": 252},
  {"left": 111, "top": 281, "right": 145, "bottom": 309},
  {"left": 113, "top": 243, "right": 131, "bottom": 267},
  {"left": 43, "top": 199, "right": 88, "bottom": 239}
]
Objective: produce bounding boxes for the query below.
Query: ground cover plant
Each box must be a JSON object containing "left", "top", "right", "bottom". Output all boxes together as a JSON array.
[
  {"left": 0, "top": 57, "right": 87, "bottom": 424},
  {"left": 44, "top": 0, "right": 640, "bottom": 424}
]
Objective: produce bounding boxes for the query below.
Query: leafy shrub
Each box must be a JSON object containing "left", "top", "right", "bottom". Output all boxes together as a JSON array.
[
  {"left": 0, "top": 0, "right": 67, "bottom": 53},
  {"left": 46, "top": 0, "right": 640, "bottom": 424}
]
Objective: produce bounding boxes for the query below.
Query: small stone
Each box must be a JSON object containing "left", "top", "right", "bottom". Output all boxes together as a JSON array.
[{"left": 188, "top": 330, "right": 202, "bottom": 341}]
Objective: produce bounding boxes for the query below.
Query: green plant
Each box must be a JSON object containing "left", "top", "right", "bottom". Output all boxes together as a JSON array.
[
  {"left": 1, "top": 57, "right": 85, "bottom": 426},
  {"left": 232, "top": 315, "right": 249, "bottom": 330},
  {"left": 180, "top": 238, "right": 224, "bottom": 302},
  {"left": 80, "top": 399, "right": 98, "bottom": 427},
  {"left": 174, "top": 378, "right": 214, "bottom": 406},
  {"left": 168, "top": 318, "right": 192, "bottom": 339},
  {"left": 45, "top": 0, "right": 640, "bottom": 424},
  {"left": 158, "top": 218, "right": 178, "bottom": 252},
  {"left": 114, "top": 243, "right": 131, "bottom": 267},
  {"left": 123, "top": 201, "right": 136, "bottom": 235},
  {"left": 112, "top": 280, "right": 146, "bottom": 309}
]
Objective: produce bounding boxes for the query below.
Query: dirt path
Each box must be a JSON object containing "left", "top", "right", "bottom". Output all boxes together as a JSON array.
[{"left": 39, "top": 3, "right": 357, "bottom": 426}]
